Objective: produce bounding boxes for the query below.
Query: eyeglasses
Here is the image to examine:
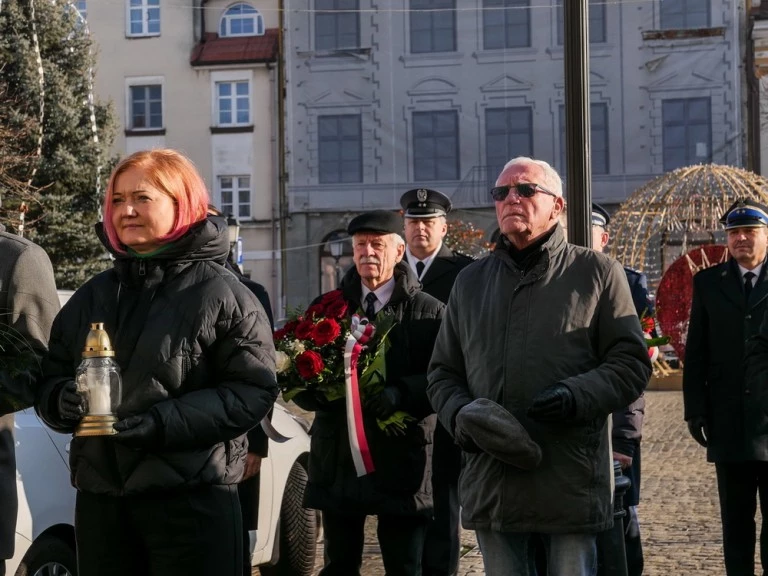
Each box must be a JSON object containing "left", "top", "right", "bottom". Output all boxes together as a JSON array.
[{"left": 490, "top": 183, "right": 557, "bottom": 202}]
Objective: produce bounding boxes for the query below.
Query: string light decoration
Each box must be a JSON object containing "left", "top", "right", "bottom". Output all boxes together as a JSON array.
[{"left": 608, "top": 163, "right": 768, "bottom": 360}]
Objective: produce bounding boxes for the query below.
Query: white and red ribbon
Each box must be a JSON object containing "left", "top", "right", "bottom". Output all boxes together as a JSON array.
[{"left": 344, "top": 314, "right": 377, "bottom": 477}]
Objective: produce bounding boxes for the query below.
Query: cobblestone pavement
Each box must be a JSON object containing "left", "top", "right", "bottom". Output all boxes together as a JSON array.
[{"left": 307, "top": 391, "right": 733, "bottom": 575}]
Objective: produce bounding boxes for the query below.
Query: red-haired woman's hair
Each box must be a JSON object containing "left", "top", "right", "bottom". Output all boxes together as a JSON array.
[{"left": 103, "top": 149, "right": 210, "bottom": 254}]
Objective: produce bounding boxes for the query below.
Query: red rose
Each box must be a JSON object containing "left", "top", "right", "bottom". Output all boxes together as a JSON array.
[
  {"left": 312, "top": 318, "right": 342, "bottom": 346},
  {"left": 641, "top": 316, "right": 655, "bottom": 333},
  {"left": 321, "top": 289, "right": 344, "bottom": 304},
  {"left": 294, "top": 319, "right": 315, "bottom": 340},
  {"left": 273, "top": 328, "right": 288, "bottom": 341},
  {"left": 295, "top": 350, "right": 325, "bottom": 379},
  {"left": 283, "top": 320, "right": 299, "bottom": 332},
  {"left": 306, "top": 303, "right": 325, "bottom": 319},
  {"left": 324, "top": 298, "right": 349, "bottom": 319}
]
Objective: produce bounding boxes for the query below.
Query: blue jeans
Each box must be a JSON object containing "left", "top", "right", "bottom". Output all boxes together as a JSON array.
[{"left": 476, "top": 529, "right": 598, "bottom": 576}]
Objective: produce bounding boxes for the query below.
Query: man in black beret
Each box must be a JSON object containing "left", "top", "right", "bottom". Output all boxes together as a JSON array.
[
  {"left": 686, "top": 197, "right": 768, "bottom": 576},
  {"left": 399, "top": 188, "right": 473, "bottom": 575},
  {"left": 591, "top": 203, "right": 651, "bottom": 576},
  {"left": 292, "top": 210, "right": 445, "bottom": 576}
]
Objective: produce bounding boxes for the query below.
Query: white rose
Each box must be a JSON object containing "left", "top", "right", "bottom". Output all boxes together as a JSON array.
[
  {"left": 288, "top": 340, "right": 305, "bottom": 354},
  {"left": 275, "top": 350, "right": 291, "bottom": 373}
]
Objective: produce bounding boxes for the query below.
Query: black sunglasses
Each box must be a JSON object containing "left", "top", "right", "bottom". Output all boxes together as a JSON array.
[{"left": 490, "top": 183, "right": 557, "bottom": 202}]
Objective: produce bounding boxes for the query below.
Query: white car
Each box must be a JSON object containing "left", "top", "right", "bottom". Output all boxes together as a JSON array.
[{"left": 8, "top": 291, "right": 316, "bottom": 576}]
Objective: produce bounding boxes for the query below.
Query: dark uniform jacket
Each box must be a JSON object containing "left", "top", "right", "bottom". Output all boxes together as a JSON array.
[
  {"left": 685, "top": 258, "right": 768, "bottom": 462},
  {"left": 407, "top": 244, "right": 473, "bottom": 305},
  {"left": 36, "top": 217, "right": 278, "bottom": 495},
  {"left": 293, "top": 262, "right": 444, "bottom": 516},
  {"left": 613, "top": 266, "right": 652, "bottom": 506},
  {"left": 0, "top": 230, "right": 59, "bottom": 559}
]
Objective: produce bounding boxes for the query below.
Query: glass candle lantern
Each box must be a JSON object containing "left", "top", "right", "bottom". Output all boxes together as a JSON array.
[{"left": 74, "top": 323, "right": 122, "bottom": 437}]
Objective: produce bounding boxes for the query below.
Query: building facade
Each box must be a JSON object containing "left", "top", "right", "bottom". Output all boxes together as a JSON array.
[
  {"left": 81, "top": 0, "right": 282, "bottom": 314},
  {"left": 284, "top": 0, "right": 746, "bottom": 309}
]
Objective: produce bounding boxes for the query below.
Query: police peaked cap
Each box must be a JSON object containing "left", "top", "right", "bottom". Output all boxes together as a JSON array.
[
  {"left": 400, "top": 188, "right": 452, "bottom": 218},
  {"left": 591, "top": 203, "right": 611, "bottom": 228},
  {"left": 347, "top": 210, "right": 403, "bottom": 236},
  {"left": 719, "top": 198, "right": 768, "bottom": 230}
]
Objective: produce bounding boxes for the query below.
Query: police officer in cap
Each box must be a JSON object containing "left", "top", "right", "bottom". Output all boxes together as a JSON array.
[
  {"left": 591, "top": 202, "right": 649, "bottom": 576},
  {"left": 687, "top": 198, "right": 768, "bottom": 576},
  {"left": 400, "top": 188, "right": 473, "bottom": 576}
]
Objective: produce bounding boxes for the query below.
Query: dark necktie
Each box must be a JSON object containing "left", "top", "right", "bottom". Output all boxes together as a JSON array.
[
  {"left": 745, "top": 271, "right": 756, "bottom": 303},
  {"left": 364, "top": 292, "right": 378, "bottom": 319},
  {"left": 416, "top": 261, "right": 425, "bottom": 278}
]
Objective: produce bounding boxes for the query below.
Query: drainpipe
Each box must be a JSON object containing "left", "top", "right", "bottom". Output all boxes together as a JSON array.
[
  {"left": 276, "top": 0, "right": 288, "bottom": 318},
  {"left": 747, "top": 9, "right": 762, "bottom": 173}
]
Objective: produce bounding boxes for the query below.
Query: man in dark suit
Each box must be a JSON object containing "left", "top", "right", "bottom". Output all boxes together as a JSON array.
[
  {"left": 592, "top": 203, "right": 650, "bottom": 576},
  {"left": 0, "top": 225, "right": 59, "bottom": 576},
  {"left": 684, "top": 198, "right": 768, "bottom": 576},
  {"left": 400, "top": 188, "right": 473, "bottom": 576}
]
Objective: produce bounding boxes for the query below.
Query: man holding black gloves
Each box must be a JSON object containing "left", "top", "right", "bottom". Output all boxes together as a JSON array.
[{"left": 427, "top": 157, "right": 650, "bottom": 576}]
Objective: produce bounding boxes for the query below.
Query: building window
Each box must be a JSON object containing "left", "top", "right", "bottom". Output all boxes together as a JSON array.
[
  {"left": 216, "top": 81, "right": 250, "bottom": 126},
  {"left": 219, "top": 176, "right": 251, "bottom": 219},
  {"left": 129, "top": 85, "right": 162, "bottom": 129},
  {"left": 318, "top": 115, "right": 362, "bottom": 184},
  {"left": 410, "top": 0, "right": 456, "bottom": 54},
  {"left": 127, "top": 0, "right": 160, "bottom": 37},
  {"left": 220, "top": 3, "right": 265, "bottom": 37},
  {"left": 660, "top": 0, "right": 709, "bottom": 30},
  {"left": 413, "top": 110, "right": 459, "bottom": 181},
  {"left": 483, "top": 0, "right": 530, "bottom": 50},
  {"left": 662, "top": 97, "right": 711, "bottom": 172},
  {"left": 556, "top": 0, "right": 606, "bottom": 45},
  {"left": 559, "top": 103, "right": 610, "bottom": 175},
  {"left": 315, "top": 0, "right": 359, "bottom": 51},
  {"left": 485, "top": 107, "right": 532, "bottom": 181}
]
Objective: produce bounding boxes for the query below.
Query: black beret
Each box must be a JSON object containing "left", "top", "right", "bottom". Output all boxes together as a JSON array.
[
  {"left": 591, "top": 203, "right": 610, "bottom": 228},
  {"left": 719, "top": 198, "right": 768, "bottom": 230},
  {"left": 347, "top": 210, "right": 403, "bottom": 236},
  {"left": 400, "top": 188, "right": 452, "bottom": 218}
]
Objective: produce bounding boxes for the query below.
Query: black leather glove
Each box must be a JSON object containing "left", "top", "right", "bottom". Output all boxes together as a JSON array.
[
  {"left": 366, "top": 387, "right": 402, "bottom": 419},
  {"left": 57, "top": 381, "right": 88, "bottom": 422},
  {"left": 527, "top": 384, "right": 575, "bottom": 422},
  {"left": 113, "top": 412, "right": 161, "bottom": 448},
  {"left": 686, "top": 416, "right": 708, "bottom": 448}
]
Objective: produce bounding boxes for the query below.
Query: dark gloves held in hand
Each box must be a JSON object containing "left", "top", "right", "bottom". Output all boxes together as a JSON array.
[
  {"left": 367, "top": 387, "right": 402, "bottom": 419},
  {"left": 113, "top": 412, "right": 161, "bottom": 448},
  {"left": 686, "top": 416, "right": 708, "bottom": 448},
  {"left": 527, "top": 384, "right": 575, "bottom": 422},
  {"left": 58, "top": 381, "right": 88, "bottom": 422},
  {"left": 455, "top": 398, "right": 542, "bottom": 470}
]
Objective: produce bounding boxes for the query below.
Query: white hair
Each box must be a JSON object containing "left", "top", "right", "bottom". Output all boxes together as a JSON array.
[
  {"left": 500, "top": 156, "right": 563, "bottom": 197},
  {"left": 391, "top": 233, "right": 405, "bottom": 247}
]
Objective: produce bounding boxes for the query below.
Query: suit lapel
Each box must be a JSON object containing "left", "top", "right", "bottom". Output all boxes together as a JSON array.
[
  {"left": 421, "top": 244, "right": 455, "bottom": 286},
  {"left": 748, "top": 259, "right": 768, "bottom": 310},
  {"left": 720, "top": 259, "right": 746, "bottom": 310}
]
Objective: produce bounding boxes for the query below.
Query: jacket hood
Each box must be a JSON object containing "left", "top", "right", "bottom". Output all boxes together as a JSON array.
[{"left": 95, "top": 215, "right": 230, "bottom": 265}]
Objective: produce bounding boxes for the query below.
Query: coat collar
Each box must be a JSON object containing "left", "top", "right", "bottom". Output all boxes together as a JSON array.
[
  {"left": 407, "top": 244, "right": 455, "bottom": 285},
  {"left": 720, "top": 257, "right": 768, "bottom": 310}
]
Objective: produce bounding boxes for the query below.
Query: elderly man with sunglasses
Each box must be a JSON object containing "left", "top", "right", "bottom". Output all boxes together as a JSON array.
[{"left": 427, "top": 156, "right": 651, "bottom": 576}]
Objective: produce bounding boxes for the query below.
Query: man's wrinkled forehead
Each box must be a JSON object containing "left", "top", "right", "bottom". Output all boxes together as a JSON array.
[{"left": 353, "top": 231, "right": 391, "bottom": 243}]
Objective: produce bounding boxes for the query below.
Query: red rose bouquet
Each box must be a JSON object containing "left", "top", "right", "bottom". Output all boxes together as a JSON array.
[{"left": 274, "top": 290, "right": 412, "bottom": 434}]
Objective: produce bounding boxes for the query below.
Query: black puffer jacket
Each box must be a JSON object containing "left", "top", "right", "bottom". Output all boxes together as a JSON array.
[
  {"left": 36, "top": 216, "right": 277, "bottom": 496},
  {"left": 294, "top": 262, "right": 444, "bottom": 516}
]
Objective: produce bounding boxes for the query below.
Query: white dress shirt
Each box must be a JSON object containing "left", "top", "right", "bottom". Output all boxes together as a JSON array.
[
  {"left": 738, "top": 262, "right": 764, "bottom": 287},
  {"left": 360, "top": 277, "right": 396, "bottom": 314},
  {"left": 406, "top": 243, "right": 442, "bottom": 281}
]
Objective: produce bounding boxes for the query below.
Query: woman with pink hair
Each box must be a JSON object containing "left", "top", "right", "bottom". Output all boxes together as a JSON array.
[{"left": 36, "top": 149, "right": 277, "bottom": 576}]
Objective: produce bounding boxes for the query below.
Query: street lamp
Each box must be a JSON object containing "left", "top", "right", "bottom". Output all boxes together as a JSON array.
[
  {"left": 327, "top": 234, "right": 346, "bottom": 288},
  {"left": 226, "top": 213, "right": 241, "bottom": 271}
]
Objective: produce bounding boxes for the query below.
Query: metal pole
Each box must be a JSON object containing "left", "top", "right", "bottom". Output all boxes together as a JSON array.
[{"left": 564, "top": 0, "right": 592, "bottom": 248}]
